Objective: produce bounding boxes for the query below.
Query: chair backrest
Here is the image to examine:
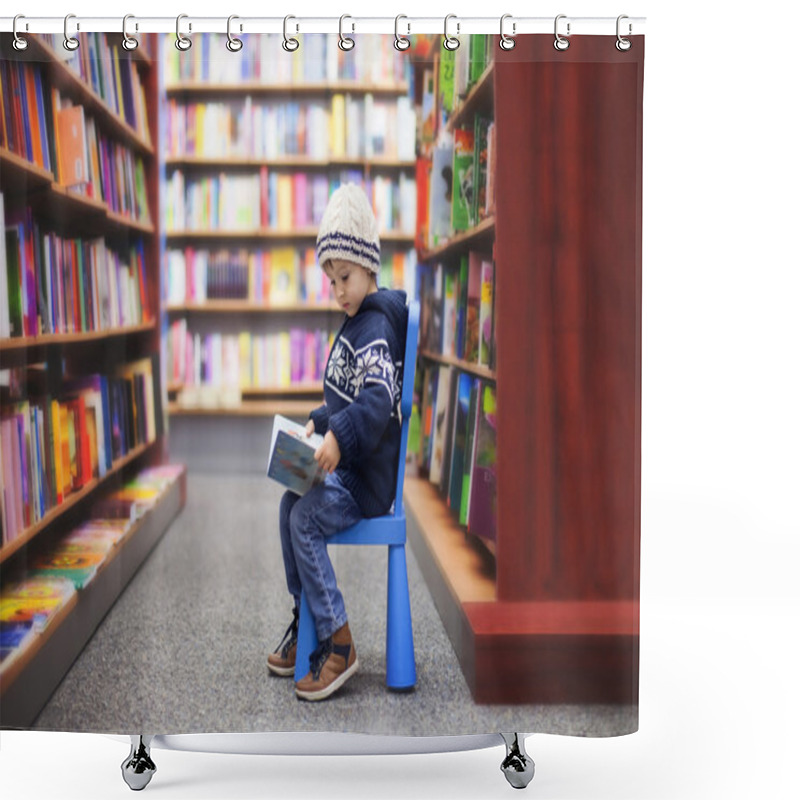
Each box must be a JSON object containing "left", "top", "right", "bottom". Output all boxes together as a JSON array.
[{"left": 392, "top": 300, "right": 420, "bottom": 516}]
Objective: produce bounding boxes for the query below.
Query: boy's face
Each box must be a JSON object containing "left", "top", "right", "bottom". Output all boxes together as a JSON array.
[{"left": 325, "top": 259, "right": 377, "bottom": 317}]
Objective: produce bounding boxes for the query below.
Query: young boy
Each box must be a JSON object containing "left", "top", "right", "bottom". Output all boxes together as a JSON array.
[{"left": 268, "top": 183, "right": 409, "bottom": 701}]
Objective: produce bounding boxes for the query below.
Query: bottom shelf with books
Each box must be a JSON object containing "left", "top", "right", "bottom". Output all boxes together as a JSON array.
[
  {"left": 0, "top": 464, "right": 187, "bottom": 727},
  {"left": 404, "top": 474, "right": 639, "bottom": 705}
]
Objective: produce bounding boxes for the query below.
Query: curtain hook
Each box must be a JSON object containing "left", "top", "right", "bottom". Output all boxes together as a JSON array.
[
  {"left": 499, "top": 14, "right": 516, "bottom": 51},
  {"left": 282, "top": 15, "right": 299, "bottom": 52},
  {"left": 443, "top": 14, "right": 460, "bottom": 51},
  {"left": 616, "top": 15, "right": 632, "bottom": 51},
  {"left": 122, "top": 15, "right": 139, "bottom": 51},
  {"left": 12, "top": 14, "right": 28, "bottom": 51},
  {"left": 64, "top": 13, "right": 80, "bottom": 51},
  {"left": 227, "top": 15, "right": 243, "bottom": 52},
  {"left": 554, "top": 14, "right": 570, "bottom": 51},
  {"left": 339, "top": 14, "right": 355, "bottom": 51},
  {"left": 175, "top": 14, "right": 192, "bottom": 51},
  {"left": 394, "top": 15, "right": 410, "bottom": 51}
]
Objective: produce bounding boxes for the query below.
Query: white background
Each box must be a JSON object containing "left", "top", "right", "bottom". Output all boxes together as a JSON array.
[{"left": 2, "top": 1, "right": 799, "bottom": 798}]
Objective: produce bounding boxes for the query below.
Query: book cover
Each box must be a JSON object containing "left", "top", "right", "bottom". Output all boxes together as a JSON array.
[
  {"left": 266, "top": 414, "right": 325, "bottom": 496},
  {"left": 448, "top": 372, "right": 475, "bottom": 516},
  {"left": 428, "top": 365, "right": 453, "bottom": 487},
  {"left": 460, "top": 379, "right": 481, "bottom": 526},
  {"left": 56, "top": 105, "right": 89, "bottom": 190},
  {"left": 478, "top": 258, "right": 495, "bottom": 367},
  {"left": 468, "top": 382, "right": 498, "bottom": 543},
  {"left": 429, "top": 141, "right": 454, "bottom": 248},
  {"left": 452, "top": 127, "right": 475, "bottom": 232}
]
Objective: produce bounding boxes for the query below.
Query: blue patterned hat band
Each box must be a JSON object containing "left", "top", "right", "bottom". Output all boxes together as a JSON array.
[{"left": 316, "top": 183, "right": 381, "bottom": 274}]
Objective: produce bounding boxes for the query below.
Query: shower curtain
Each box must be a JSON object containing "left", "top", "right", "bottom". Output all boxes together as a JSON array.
[{"left": 0, "top": 24, "right": 643, "bottom": 742}]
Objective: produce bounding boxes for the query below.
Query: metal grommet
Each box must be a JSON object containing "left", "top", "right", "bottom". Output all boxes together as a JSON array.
[
  {"left": 338, "top": 14, "right": 355, "bottom": 51},
  {"left": 226, "top": 15, "right": 243, "bottom": 52},
  {"left": 499, "top": 14, "right": 516, "bottom": 51},
  {"left": 394, "top": 14, "right": 410, "bottom": 51},
  {"left": 282, "top": 15, "right": 299, "bottom": 52},
  {"left": 122, "top": 14, "right": 139, "bottom": 51},
  {"left": 443, "top": 14, "right": 460, "bottom": 51},
  {"left": 63, "top": 13, "right": 80, "bottom": 51},
  {"left": 616, "top": 14, "right": 632, "bottom": 51},
  {"left": 12, "top": 14, "right": 28, "bottom": 51},
  {"left": 175, "top": 14, "right": 192, "bottom": 51},
  {"left": 554, "top": 14, "right": 570, "bottom": 51}
]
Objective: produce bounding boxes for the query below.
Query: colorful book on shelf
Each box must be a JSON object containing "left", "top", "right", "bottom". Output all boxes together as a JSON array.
[
  {"left": 428, "top": 364, "right": 453, "bottom": 487},
  {"left": 463, "top": 251, "right": 482, "bottom": 363},
  {"left": 448, "top": 372, "right": 475, "bottom": 517},
  {"left": 467, "top": 381, "right": 497, "bottom": 543},
  {"left": 419, "top": 365, "right": 439, "bottom": 473},
  {"left": 460, "top": 379, "right": 481, "bottom": 526},
  {"left": 28, "top": 546, "right": 106, "bottom": 590},
  {"left": 0, "top": 575, "right": 76, "bottom": 630},
  {"left": 429, "top": 141, "right": 454, "bottom": 248},
  {"left": 266, "top": 414, "right": 325, "bottom": 496},
  {"left": 478, "top": 258, "right": 495, "bottom": 368},
  {"left": 56, "top": 104, "right": 90, "bottom": 191},
  {"left": 452, "top": 127, "right": 476, "bottom": 232}
]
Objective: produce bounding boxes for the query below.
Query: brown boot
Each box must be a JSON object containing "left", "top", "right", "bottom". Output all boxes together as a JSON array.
[
  {"left": 295, "top": 621, "right": 358, "bottom": 701},
  {"left": 267, "top": 607, "right": 299, "bottom": 677}
]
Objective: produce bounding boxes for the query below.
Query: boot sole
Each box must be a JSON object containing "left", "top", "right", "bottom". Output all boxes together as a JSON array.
[
  {"left": 295, "top": 658, "right": 359, "bottom": 701},
  {"left": 267, "top": 661, "right": 295, "bottom": 677}
]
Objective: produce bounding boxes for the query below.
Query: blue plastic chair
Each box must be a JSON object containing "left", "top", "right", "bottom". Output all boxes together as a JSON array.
[{"left": 293, "top": 300, "right": 420, "bottom": 690}]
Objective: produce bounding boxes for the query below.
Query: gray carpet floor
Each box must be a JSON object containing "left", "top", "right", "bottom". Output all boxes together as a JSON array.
[{"left": 33, "top": 473, "right": 636, "bottom": 737}]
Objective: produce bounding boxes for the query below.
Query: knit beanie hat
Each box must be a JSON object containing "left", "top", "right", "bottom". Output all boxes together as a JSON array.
[{"left": 315, "top": 183, "right": 381, "bottom": 274}]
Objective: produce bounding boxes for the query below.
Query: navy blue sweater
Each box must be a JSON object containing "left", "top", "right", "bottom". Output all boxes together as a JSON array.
[{"left": 309, "top": 288, "right": 408, "bottom": 517}]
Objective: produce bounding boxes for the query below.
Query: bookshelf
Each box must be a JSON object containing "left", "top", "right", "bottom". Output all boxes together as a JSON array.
[
  {"left": 161, "top": 34, "right": 418, "bottom": 422},
  {"left": 405, "top": 34, "right": 643, "bottom": 705},
  {"left": 0, "top": 32, "right": 186, "bottom": 726}
]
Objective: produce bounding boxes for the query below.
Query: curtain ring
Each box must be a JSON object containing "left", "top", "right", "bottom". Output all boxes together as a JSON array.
[
  {"left": 394, "top": 15, "right": 410, "bottom": 51},
  {"left": 12, "top": 14, "right": 28, "bottom": 51},
  {"left": 175, "top": 14, "right": 192, "bottom": 51},
  {"left": 64, "top": 13, "right": 80, "bottom": 51},
  {"left": 338, "top": 14, "right": 355, "bottom": 51},
  {"left": 226, "top": 15, "right": 243, "bottom": 52},
  {"left": 499, "top": 14, "right": 516, "bottom": 51},
  {"left": 282, "top": 15, "right": 299, "bottom": 52},
  {"left": 616, "top": 15, "right": 632, "bottom": 51},
  {"left": 122, "top": 15, "right": 139, "bottom": 51},
  {"left": 443, "top": 14, "right": 460, "bottom": 51},
  {"left": 554, "top": 14, "right": 570, "bottom": 51}
]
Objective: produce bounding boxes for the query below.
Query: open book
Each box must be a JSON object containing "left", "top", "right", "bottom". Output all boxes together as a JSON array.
[{"left": 266, "top": 414, "right": 326, "bottom": 495}]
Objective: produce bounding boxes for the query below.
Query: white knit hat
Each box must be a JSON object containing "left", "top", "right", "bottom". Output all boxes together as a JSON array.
[{"left": 315, "top": 183, "right": 381, "bottom": 274}]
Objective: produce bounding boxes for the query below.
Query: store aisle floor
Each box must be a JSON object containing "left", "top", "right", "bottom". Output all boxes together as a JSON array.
[{"left": 33, "top": 473, "right": 633, "bottom": 736}]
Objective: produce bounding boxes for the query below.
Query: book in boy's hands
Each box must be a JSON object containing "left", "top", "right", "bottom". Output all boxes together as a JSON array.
[{"left": 267, "top": 414, "right": 326, "bottom": 495}]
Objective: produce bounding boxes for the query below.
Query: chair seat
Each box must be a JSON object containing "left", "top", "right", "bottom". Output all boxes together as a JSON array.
[{"left": 328, "top": 513, "right": 407, "bottom": 546}]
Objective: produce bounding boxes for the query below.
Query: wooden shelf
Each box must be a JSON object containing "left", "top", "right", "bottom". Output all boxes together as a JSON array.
[
  {"left": 419, "top": 350, "right": 496, "bottom": 382},
  {"left": 0, "top": 321, "right": 157, "bottom": 355},
  {"left": 165, "top": 228, "right": 414, "bottom": 243},
  {"left": 419, "top": 216, "right": 495, "bottom": 262},
  {"left": 165, "top": 302, "right": 339, "bottom": 314},
  {"left": 447, "top": 61, "right": 495, "bottom": 133},
  {"left": 165, "top": 156, "right": 416, "bottom": 170},
  {"left": 165, "top": 80, "right": 411, "bottom": 97},
  {"left": 168, "top": 400, "right": 319, "bottom": 417},
  {"left": 0, "top": 469, "right": 187, "bottom": 725},
  {"left": 0, "top": 148, "right": 155, "bottom": 236},
  {"left": 168, "top": 384, "right": 323, "bottom": 397},
  {"left": 0, "top": 441, "right": 155, "bottom": 565}
]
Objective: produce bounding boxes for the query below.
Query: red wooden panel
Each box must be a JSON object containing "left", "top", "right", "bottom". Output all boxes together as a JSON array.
[{"left": 494, "top": 36, "right": 644, "bottom": 602}]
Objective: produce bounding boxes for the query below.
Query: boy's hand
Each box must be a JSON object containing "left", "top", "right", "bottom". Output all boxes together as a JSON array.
[
  {"left": 305, "top": 419, "right": 315, "bottom": 437},
  {"left": 314, "top": 430, "right": 341, "bottom": 473}
]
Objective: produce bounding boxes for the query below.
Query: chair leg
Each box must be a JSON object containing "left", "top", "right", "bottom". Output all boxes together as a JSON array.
[
  {"left": 294, "top": 590, "right": 318, "bottom": 683},
  {"left": 386, "top": 544, "right": 416, "bottom": 689}
]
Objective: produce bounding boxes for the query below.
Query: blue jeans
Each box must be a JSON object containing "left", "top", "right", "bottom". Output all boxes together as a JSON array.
[{"left": 279, "top": 471, "right": 362, "bottom": 641}]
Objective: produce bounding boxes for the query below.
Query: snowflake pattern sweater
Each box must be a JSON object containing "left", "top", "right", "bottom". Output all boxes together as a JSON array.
[{"left": 309, "top": 288, "right": 408, "bottom": 517}]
